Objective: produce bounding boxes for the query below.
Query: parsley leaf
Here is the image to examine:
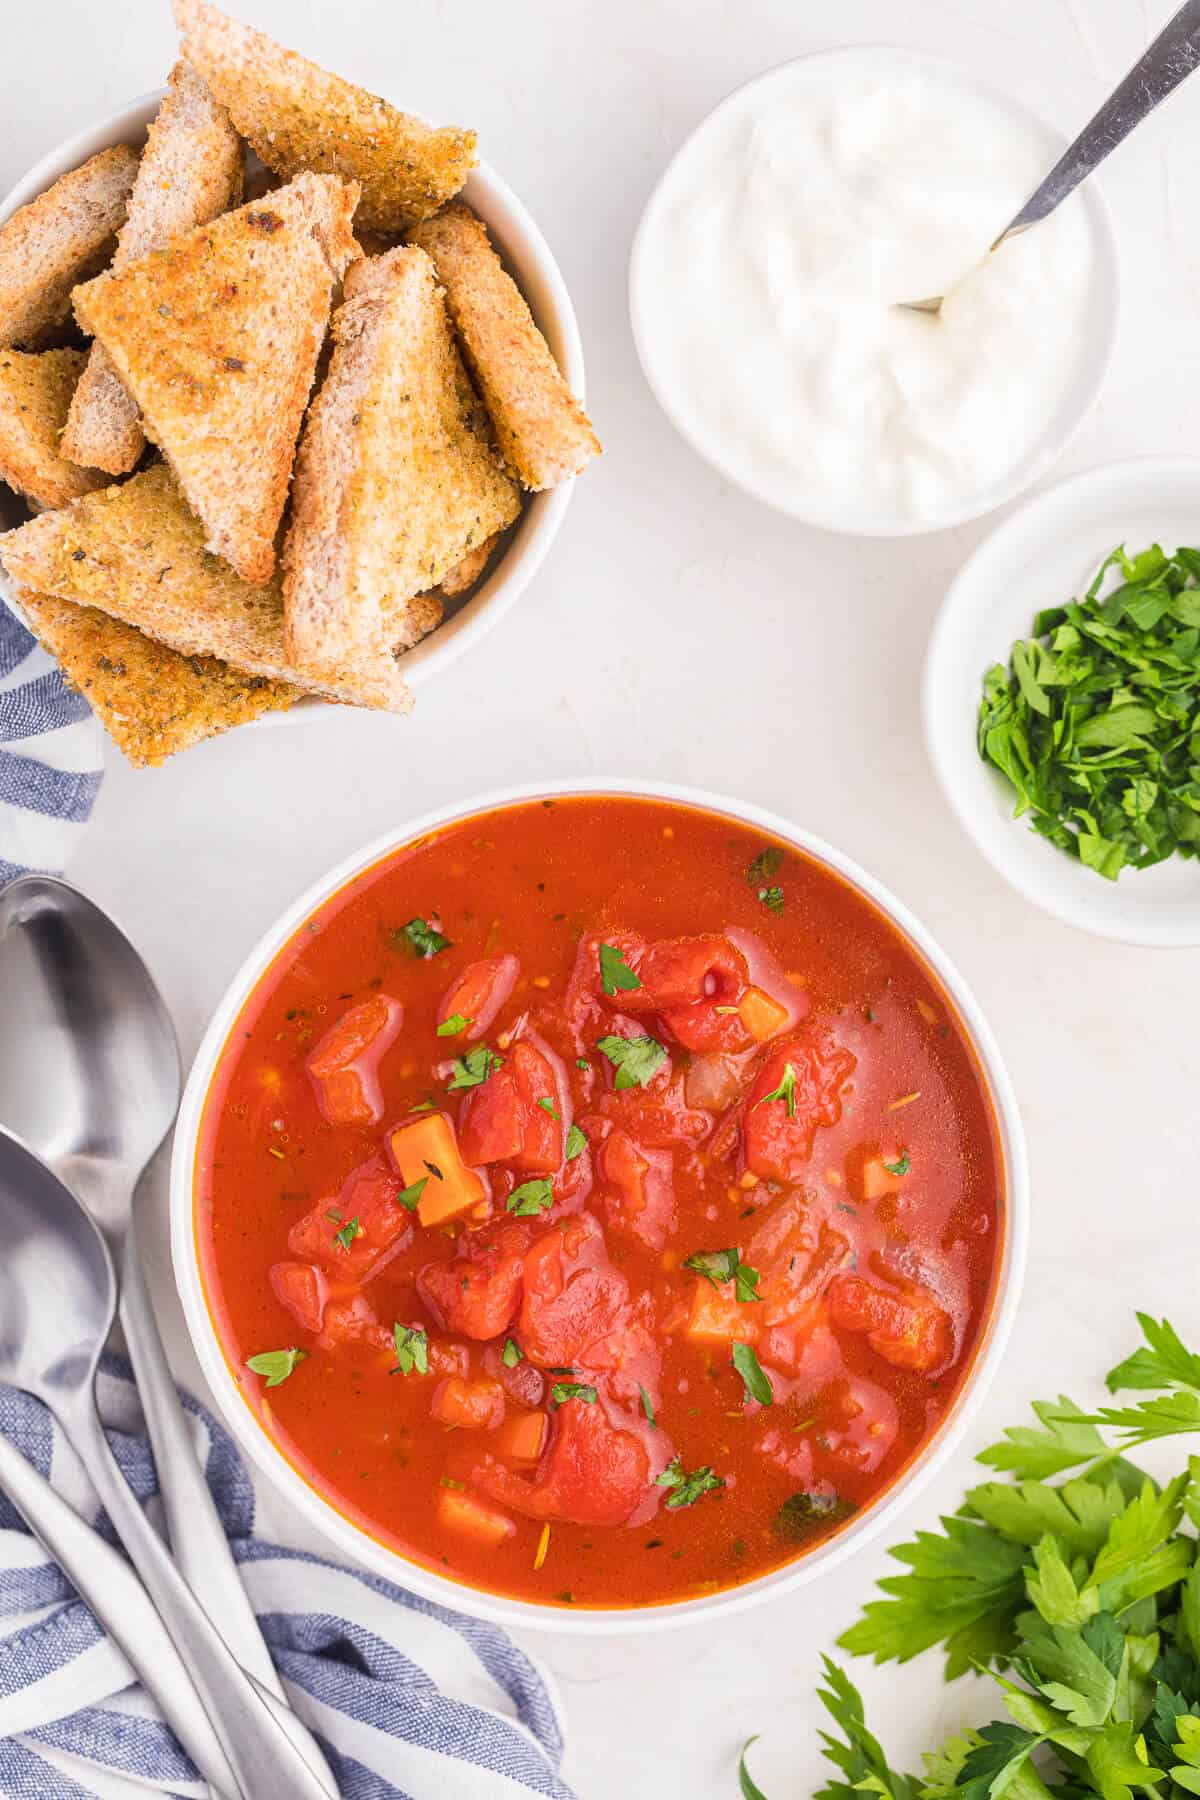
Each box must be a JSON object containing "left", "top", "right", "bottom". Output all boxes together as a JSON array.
[
  {"left": 446, "top": 1045, "right": 502, "bottom": 1091},
  {"left": 813, "top": 1658, "right": 920, "bottom": 1800},
  {"left": 565, "top": 1123, "right": 587, "bottom": 1160},
  {"left": 738, "top": 1737, "right": 769, "bottom": 1800},
  {"left": 732, "top": 1340, "right": 773, "bottom": 1406},
  {"left": 757, "top": 885, "right": 785, "bottom": 915},
  {"left": 639, "top": 1383, "right": 656, "bottom": 1427},
  {"left": 776, "top": 1491, "right": 852, "bottom": 1538},
  {"left": 883, "top": 1152, "right": 910, "bottom": 1177},
  {"left": 550, "top": 1382, "right": 597, "bottom": 1407},
  {"left": 655, "top": 1457, "right": 724, "bottom": 1509},
  {"left": 747, "top": 847, "right": 784, "bottom": 887},
  {"left": 537, "top": 1096, "right": 559, "bottom": 1119},
  {"left": 501, "top": 1336, "right": 523, "bottom": 1368},
  {"left": 507, "top": 1178, "right": 554, "bottom": 1216},
  {"left": 391, "top": 1324, "right": 428, "bottom": 1375},
  {"left": 332, "top": 1215, "right": 363, "bottom": 1253},
  {"left": 399, "top": 917, "right": 450, "bottom": 958},
  {"left": 396, "top": 1176, "right": 428, "bottom": 1213},
  {"left": 682, "top": 1247, "right": 761, "bottom": 1303},
  {"left": 246, "top": 1348, "right": 306, "bottom": 1388},
  {"left": 436, "top": 1012, "right": 471, "bottom": 1037},
  {"left": 598, "top": 942, "right": 641, "bottom": 996},
  {"left": 755, "top": 1062, "right": 796, "bottom": 1117},
  {"left": 596, "top": 1033, "right": 667, "bottom": 1091},
  {"left": 976, "top": 1395, "right": 1109, "bottom": 1480}
]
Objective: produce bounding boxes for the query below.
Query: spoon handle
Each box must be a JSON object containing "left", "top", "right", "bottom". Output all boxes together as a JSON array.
[
  {"left": 0, "top": 1431, "right": 239, "bottom": 1798},
  {"left": 120, "top": 1226, "right": 283, "bottom": 1695},
  {"left": 68, "top": 1388, "right": 340, "bottom": 1800},
  {"left": 1000, "top": 0, "right": 1200, "bottom": 242}
]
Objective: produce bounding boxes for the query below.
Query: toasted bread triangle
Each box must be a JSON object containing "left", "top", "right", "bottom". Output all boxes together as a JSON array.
[
  {"left": 0, "top": 349, "right": 108, "bottom": 510},
  {"left": 72, "top": 171, "right": 360, "bottom": 585},
  {"left": 0, "top": 465, "right": 411, "bottom": 713},
  {"left": 174, "top": 0, "right": 476, "bottom": 231}
]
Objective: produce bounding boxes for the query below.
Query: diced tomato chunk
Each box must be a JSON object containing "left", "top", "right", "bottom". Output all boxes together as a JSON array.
[
  {"left": 318, "top": 1295, "right": 392, "bottom": 1353},
  {"left": 686, "top": 1280, "right": 752, "bottom": 1345},
  {"left": 287, "top": 1158, "right": 411, "bottom": 1282},
  {"left": 458, "top": 1070, "right": 523, "bottom": 1165},
  {"left": 418, "top": 1223, "right": 529, "bottom": 1340},
  {"left": 596, "top": 1129, "right": 676, "bottom": 1250},
  {"left": 563, "top": 931, "right": 643, "bottom": 1031},
  {"left": 494, "top": 1410, "right": 548, "bottom": 1463},
  {"left": 472, "top": 1394, "right": 650, "bottom": 1526},
  {"left": 269, "top": 1261, "right": 327, "bottom": 1334},
  {"left": 595, "top": 1077, "right": 712, "bottom": 1149},
  {"left": 746, "top": 1197, "right": 849, "bottom": 1327},
  {"left": 459, "top": 1041, "right": 563, "bottom": 1174},
  {"left": 388, "top": 1113, "right": 486, "bottom": 1227},
  {"left": 306, "top": 994, "right": 402, "bottom": 1127},
  {"left": 438, "top": 1487, "right": 516, "bottom": 1545},
  {"left": 518, "top": 1213, "right": 632, "bottom": 1368},
  {"left": 432, "top": 1375, "right": 505, "bottom": 1431},
  {"left": 741, "top": 1026, "right": 857, "bottom": 1183},
  {"left": 438, "top": 955, "right": 519, "bottom": 1040},
  {"left": 827, "top": 1274, "right": 952, "bottom": 1372}
]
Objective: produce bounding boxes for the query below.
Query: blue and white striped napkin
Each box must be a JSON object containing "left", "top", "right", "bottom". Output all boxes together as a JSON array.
[
  {"left": 0, "top": 596, "right": 103, "bottom": 885},
  {"left": 0, "top": 1357, "right": 575, "bottom": 1800}
]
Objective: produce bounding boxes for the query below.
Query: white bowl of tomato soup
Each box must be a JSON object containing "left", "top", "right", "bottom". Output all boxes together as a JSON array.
[{"left": 171, "top": 782, "right": 1028, "bottom": 1631}]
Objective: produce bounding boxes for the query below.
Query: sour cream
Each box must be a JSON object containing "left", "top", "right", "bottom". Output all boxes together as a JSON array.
[{"left": 631, "top": 52, "right": 1104, "bottom": 532}]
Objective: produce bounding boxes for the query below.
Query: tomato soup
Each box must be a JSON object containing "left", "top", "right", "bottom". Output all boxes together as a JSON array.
[{"left": 196, "top": 795, "right": 1003, "bottom": 1610}]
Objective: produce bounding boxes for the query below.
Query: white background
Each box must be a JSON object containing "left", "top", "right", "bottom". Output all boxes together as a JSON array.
[{"left": 6, "top": 0, "right": 1200, "bottom": 1794}]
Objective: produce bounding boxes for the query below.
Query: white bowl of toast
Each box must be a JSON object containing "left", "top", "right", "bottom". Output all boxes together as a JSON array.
[{"left": 0, "top": 0, "right": 598, "bottom": 765}]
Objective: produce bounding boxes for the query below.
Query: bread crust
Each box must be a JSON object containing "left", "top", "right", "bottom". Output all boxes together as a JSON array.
[
  {"left": 408, "top": 202, "right": 599, "bottom": 490},
  {"left": 175, "top": 0, "right": 476, "bottom": 231},
  {"left": 61, "top": 60, "right": 244, "bottom": 476},
  {"left": 0, "top": 349, "right": 108, "bottom": 510},
  {"left": 0, "top": 146, "right": 138, "bottom": 350},
  {"left": 73, "top": 172, "right": 360, "bottom": 585}
]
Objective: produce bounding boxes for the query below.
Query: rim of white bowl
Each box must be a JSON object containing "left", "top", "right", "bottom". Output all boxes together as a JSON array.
[
  {"left": 628, "top": 43, "right": 1121, "bottom": 540},
  {"left": 0, "top": 93, "right": 586, "bottom": 710},
  {"left": 922, "top": 453, "right": 1200, "bottom": 947},
  {"left": 170, "top": 777, "right": 1030, "bottom": 1635}
]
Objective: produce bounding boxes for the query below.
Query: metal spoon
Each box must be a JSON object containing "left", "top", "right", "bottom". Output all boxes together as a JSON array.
[
  {"left": 900, "top": 0, "right": 1200, "bottom": 314},
  {"left": 0, "top": 883, "right": 337, "bottom": 1799}
]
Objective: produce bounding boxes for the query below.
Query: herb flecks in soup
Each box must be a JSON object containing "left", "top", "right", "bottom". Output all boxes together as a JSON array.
[{"left": 196, "top": 797, "right": 1002, "bottom": 1609}]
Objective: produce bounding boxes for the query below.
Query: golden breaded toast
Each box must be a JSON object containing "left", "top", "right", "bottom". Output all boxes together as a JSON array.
[
  {"left": 0, "top": 145, "right": 139, "bottom": 350},
  {"left": 17, "top": 587, "right": 299, "bottom": 765},
  {"left": 61, "top": 61, "right": 243, "bottom": 476},
  {"left": 0, "top": 465, "right": 411, "bottom": 712},
  {"left": 438, "top": 530, "right": 503, "bottom": 598},
  {"left": 408, "top": 202, "right": 599, "bottom": 490},
  {"left": 282, "top": 246, "right": 519, "bottom": 678},
  {"left": 72, "top": 172, "right": 360, "bottom": 585},
  {"left": 0, "top": 349, "right": 108, "bottom": 510},
  {"left": 174, "top": 0, "right": 476, "bottom": 231}
]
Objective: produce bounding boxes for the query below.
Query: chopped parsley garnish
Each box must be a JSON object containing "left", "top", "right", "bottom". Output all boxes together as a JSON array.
[
  {"left": 396, "top": 1176, "right": 428, "bottom": 1213},
  {"left": 683, "top": 1247, "right": 762, "bottom": 1303},
  {"left": 882, "top": 1152, "right": 910, "bottom": 1177},
  {"left": 775, "top": 1491, "right": 851, "bottom": 1538},
  {"left": 332, "top": 1216, "right": 364, "bottom": 1253},
  {"left": 756, "top": 884, "right": 784, "bottom": 915},
  {"left": 596, "top": 1032, "right": 667, "bottom": 1091},
  {"left": 599, "top": 942, "right": 642, "bottom": 996},
  {"left": 732, "top": 1341, "right": 773, "bottom": 1406},
  {"left": 507, "top": 1178, "right": 554, "bottom": 1216},
  {"left": 436, "top": 1012, "right": 471, "bottom": 1037},
  {"left": 409, "top": 1098, "right": 436, "bottom": 1114},
  {"left": 246, "top": 1348, "right": 306, "bottom": 1388},
  {"left": 501, "top": 1336, "right": 524, "bottom": 1368},
  {"left": 639, "top": 1384, "right": 657, "bottom": 1427},
  {"left": 655, "top": 1457, "right": 724, "bottom": 1509},
  {"left": 565, "top": 1123, "right": 587, "bottom": 1161},
  {"left": 746, "top": 847, "right": 783, "bottom": 887},
  {"left": 755, "top": 1062, "right": 797, "bottom": 1118},
  {"left": 446, "top": 1045, "right": 502, "bottom": 1091},
  {"left": 575, "top": 1057, "right": 590, "bottom": 1071},
  {"left": 398, "top": 917, "right": 450, "bottom": 958},
  {"left": 537, "top": 1096, "right": 560, "bottom": 1119},
  {"left": 390, "top": 1324, "right": 428, "bottom": 1376},
  {"left": 550, "top": 1382, "right": 597, "bottom": 1407}
]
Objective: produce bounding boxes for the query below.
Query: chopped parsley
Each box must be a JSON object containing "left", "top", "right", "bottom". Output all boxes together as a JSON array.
[
  {"left": 501, "top": 1336, "right": 524, "bottom": 1368},
  {"left": 755, "top": 1062, "right": 797, "bottom": 1118},
  {"left": 537, "top": 1096, "right": 560, "bottom": 1119},
  {"left": 655, "top": 1457, "right": 724, "bottom": 1509},
  {"left": 436, "top": 1012, "right": 471, "bottom": 1037},
  {"left": 639, "top": 1384, "right": 657, "bottom": 1427},
  {"left": 550, "top": 1381, "right": 597, "bottom": 1407},
  {"left": 575, "top": 1057, "right": 590, "bottom": 1071},
  {"left": 882, "top": 1152, "right": 910, "bottom": 1177},
  {"left": 507, "top": 1178, "right": 554, "bottom": 1216},
  {"left": 596, "top": 1032, "right": 667, "bottom": 1091},
  {"left": 396, "top": 1176, "right": 428, "bottom": 1212},
  {"left": 245, "top": 1348, "right": 306, "bottom": 1388},
  {"left": 599, "top": 942, "right": 642, "bottom": 996},
  {"left": 398, "top": 917, "right": 450, "bottom": 958},
  {"left": 447, "top": 1045, "right": 502, "bottom": 1091},
  {"left": 756, "top": 884, "right": 785, "bottom": 915},
  {"left": 683, "top": 1247, "right": 761, "bottom": 1303},
  {"left": 775, "top": 1491, "right": 851, "bottom": 1538},
  {"left": 746, "top": 847, "right": 783, "bottom": 887},
  {"left": 732, "top": 1341, "right": 773, "bottom": 1406},
  {"left": 332, "top": 1216, "right": 364, "bottom": 1253},
  {"left": 390, "top": 1324, "right": 428, "bottom": 1376},
  {"left": 565, "top": 1123, "right": 587, "bottom": 1160}
]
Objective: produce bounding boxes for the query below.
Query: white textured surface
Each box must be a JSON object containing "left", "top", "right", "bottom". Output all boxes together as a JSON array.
[{"left": 5, "top": 1, "right": 1200, "bottom": 1795}]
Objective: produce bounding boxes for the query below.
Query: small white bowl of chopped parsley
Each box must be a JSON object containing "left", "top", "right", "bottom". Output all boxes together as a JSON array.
[{"left": 924, "top": 457, "right": 1200, "bottom": 945}]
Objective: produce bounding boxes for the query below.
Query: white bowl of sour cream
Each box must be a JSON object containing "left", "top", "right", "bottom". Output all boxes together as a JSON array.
[{"left": 629, "top": 47, "right": 1119, "bottom": 538}]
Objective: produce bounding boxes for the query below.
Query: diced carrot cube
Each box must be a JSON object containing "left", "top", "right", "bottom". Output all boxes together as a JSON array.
[
  {"left": 494, "top": 1410, "right": 548, "bottom": 1463},
  {"left": 437, "top": 1487, "right": 516, "bottom": 1545},
  {"left": 432, "top": 1376, "right": 505, "bottom": 1431},
  {"left": 738, "top": 986, "right": 790, "bottom": 1042},
  {"left": 857, "top": 1154, "right": 902, "bottom": 1202},
  {"left": 687, "top": 1281, "right": 756, "bottom": 1344},
  {"left": 388, "top": 1113, "right": 486, "bottom": 1227}
]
